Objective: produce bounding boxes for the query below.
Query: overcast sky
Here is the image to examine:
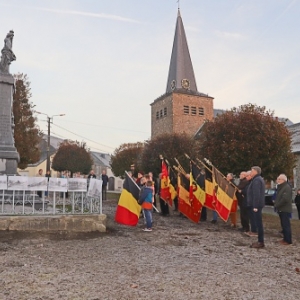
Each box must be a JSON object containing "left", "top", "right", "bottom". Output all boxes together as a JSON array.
[{"left": 1, "top": 0, "right": 299, "bottom": 153}]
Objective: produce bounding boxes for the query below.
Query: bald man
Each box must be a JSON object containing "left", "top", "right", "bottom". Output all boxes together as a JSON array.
[{"left": 274, "top": 174, "right": 292, "bottom": 245}]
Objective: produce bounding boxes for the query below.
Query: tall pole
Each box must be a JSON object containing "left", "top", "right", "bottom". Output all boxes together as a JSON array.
[
  {"left": 35, "top": 111, "right": 65, "bottom": 174},
  {"left": 47, "top": 116, "right": 51, "bottom": 173}
]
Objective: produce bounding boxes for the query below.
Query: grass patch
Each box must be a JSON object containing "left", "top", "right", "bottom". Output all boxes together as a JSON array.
[{"left": 107, "top": 192, "right": 121, "bottom": 201}]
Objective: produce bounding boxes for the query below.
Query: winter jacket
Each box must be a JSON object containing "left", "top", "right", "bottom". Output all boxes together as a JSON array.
[
  {"left": 138, "top": 186, "right": 153, "bottom": 210},
  {"left": 274, "top": 181, "right": 292, "bottom": 213},
  {"left": 236, "top": 178, "right": 249, "bottom": 207},
  {"left": 247, "top": 174, "right": 265, "bottom": 208},
  {"left": 294, "top": 194, "right": 300, "bottom": 206}
]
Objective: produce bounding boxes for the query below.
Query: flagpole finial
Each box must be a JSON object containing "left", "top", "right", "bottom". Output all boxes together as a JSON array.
[{"left": 177, "top": 0, "right": 180, "bottom": 9}]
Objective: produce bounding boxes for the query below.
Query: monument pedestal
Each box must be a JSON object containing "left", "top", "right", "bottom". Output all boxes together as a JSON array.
[{"left": 0, "top": 73, "right": 19, "bottom": 175}]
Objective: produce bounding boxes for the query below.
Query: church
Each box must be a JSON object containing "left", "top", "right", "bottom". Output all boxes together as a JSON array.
[
  {"left": 150, "top": 8, "right": 300, "bottom": 189},
  {"left": 150, "top": 8, "right": 214, "bottom": 138}
]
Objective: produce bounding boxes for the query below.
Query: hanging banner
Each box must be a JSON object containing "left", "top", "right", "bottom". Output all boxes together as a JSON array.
[
  {"left": 68, "top": 178, "right": 87, "bottom": 192},
  {"left": 7, "top": 176, "right": 28, "bottom": 190},
  {"left": 27, "top": 177, "right": 48, "bottom": 191},
  {"left": 0, "top": 175, "right": 7, "bottom": 190},
  {"left": 48, "top": 178, "right": 68, "bottom": 192},
  {"left": 87, "top": 179, "right": 102, "bottom": 198}
]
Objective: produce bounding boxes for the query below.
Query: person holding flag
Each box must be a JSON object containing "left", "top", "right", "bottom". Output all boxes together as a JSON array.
[{"left": 139, "top": 180, "right": 154, "bottom": 232}]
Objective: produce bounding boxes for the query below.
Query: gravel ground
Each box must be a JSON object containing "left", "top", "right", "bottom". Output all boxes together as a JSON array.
[{"left": 0, "top": 198, "right": 299, "bottom": 300}]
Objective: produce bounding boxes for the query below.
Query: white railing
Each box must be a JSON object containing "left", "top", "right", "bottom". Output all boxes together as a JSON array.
[{"left": 0, "top": 175, "right": 103, "bottom": 215}]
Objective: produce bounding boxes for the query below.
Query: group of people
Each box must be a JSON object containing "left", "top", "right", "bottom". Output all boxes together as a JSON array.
[
  {"left": 212, "top": 166, "right": 294, "bottom": 248},
  {"left": 133, "top": 164, "right": 296, "bottom": 248}
]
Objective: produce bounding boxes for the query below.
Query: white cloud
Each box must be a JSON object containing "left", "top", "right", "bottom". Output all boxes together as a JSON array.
[{"left": 34, "top": 7, "right": 141, "bottom": 23}]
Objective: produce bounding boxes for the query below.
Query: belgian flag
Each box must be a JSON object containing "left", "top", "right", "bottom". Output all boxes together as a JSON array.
[
  {"left": 204, "top": 167, "right": 215, "bottom": 210},
  {"left": 160, "top": 160, "right": 177, "bottom": 206},
  {"left": 189, "top": 164, "right": 206, "bottom": 217},
  {"left": 115, "top": 172, "right": 142, "bottom": 226},
  {"left": 212, "top": 167, "right": 236, "bottom": 221},
  {"left": 178, "top": 173, "right": 200, "bottom": 223}
]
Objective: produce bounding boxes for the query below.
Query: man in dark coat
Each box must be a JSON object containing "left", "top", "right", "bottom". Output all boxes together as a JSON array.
[
  {"left": 274, "top": 174, "right": 292, "bottom": 245},
  {"left": 236, "top": 171, "right": 249, "bottom": 232},
  {"left": 101, "top": 170, "right": 109, "bottom": 200},
  {"left": 247, "top": 166, "right": 265, "bottom": 248}
]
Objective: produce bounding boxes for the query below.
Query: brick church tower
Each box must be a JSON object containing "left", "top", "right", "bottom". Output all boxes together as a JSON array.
[{"left": 150, "top": 9, "right": 214, "bottom": 138}]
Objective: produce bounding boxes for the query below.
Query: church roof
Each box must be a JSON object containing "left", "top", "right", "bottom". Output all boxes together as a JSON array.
[{"left": 166, "top": 9, "right": 198, "bottom": 94}]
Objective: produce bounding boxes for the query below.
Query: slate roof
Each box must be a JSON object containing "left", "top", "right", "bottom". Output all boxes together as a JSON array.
[
  {"left": 165, "top": 9, "right": 198, "bottom": 94},
  {"left": 90, "top": 152, "right": 111, "bottom": 168}
]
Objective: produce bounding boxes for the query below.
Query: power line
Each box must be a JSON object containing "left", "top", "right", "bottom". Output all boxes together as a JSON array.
[
  {"left": 51, "top": 123, "right": 116, "bottom": 150},
  {"left": 59, "top": 118, "right": 149, "bottom": 134},
  {"left": 51, "top": 131, "right": 112, "bottom": 153}
]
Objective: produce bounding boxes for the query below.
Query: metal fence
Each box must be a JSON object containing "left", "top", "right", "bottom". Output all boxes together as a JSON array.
[
  {"left": 0, "top": 176, "right": 102, "bottom": 216},
  {"left": 0, "top": 191, "right": 102, "bottom": 215}
]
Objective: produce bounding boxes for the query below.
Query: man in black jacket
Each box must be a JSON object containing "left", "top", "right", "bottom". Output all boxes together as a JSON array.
[
  {"left": 247, "top": 166, "right": 265, "bottom": 248},
  {"left": 274, "top": 174, "right": 292, "bottom": 245},
  {"left": 101, "top": 170, "right": 109, "bottom": 200},
  {"left": 236, "top": 171, "right": 249, "bottom": 232}
]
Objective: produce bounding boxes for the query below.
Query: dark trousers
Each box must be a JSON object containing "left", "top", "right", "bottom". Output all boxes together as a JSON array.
[
  {"left": 253, "top": 208, "right": 264, "bottom": 243},
  {"left": 159, "top": 197, "right": 169, "bottom": 215},
  {"left": 173, "top": 196, "right": 178, "bottom": 211},
  {"left": 247, "top": 206, "right": 257, "bottom": 233},
  {"left": 102, "top": 185, "right": 107, "bottom": 200},
  {"left": 200, "top": 206, "right": 207, "bottom": 221},
  {"left": 278, "top": 212, "right": 292, "bottom": 244},
  {"left": 240, "top": 205, "right": 249, "bottom": 231},
  {"left": 296, "top": 204, "right": 300, "bottom": 220}
]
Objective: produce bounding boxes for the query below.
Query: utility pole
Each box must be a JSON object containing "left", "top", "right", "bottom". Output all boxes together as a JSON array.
[
  {"left": 36, "top": 112, "right": 65, "bottom": 173},
  {"left": 47, "top": 116, "right": 51, "bottom": 173}
]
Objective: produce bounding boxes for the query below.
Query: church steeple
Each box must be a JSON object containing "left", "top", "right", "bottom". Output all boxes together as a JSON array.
[{"left": 166, "top": 9, "right": 198, "bottom": 94}]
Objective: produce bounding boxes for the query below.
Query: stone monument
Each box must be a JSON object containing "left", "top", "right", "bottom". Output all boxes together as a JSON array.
[{"left": 0, "top": 30, "right": 19, "bottom": 175}]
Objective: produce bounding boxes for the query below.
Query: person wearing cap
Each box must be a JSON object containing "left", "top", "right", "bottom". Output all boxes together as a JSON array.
[
  {"left": 247, "top": 166, "right": 265, "bottom": 248},
  {"left": 274, "top": 174, "right": 292, "bottom": 245}
]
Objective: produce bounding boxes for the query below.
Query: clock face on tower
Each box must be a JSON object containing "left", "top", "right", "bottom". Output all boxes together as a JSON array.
[
  {"left": 170, "top": 80, "right": 176, "bottom": 90},
  {"left": 181, "top": 79, "right": 190, "bottom": 89}
]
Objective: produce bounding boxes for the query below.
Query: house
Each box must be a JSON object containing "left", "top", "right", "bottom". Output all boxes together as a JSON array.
[
  {"left": 18, "top": 135, "right": 122, "bottom": 191},
  {"left": 288, "top": 122, "right": 300, "bottom": 189}
]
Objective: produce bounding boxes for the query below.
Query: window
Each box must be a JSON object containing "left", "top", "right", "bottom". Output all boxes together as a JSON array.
[
  {"left": 164, "top": 107, "right": 167, "bottom": 116},
  {"left": 191, "top": 106, "right": 196, "bottom": 115},
  {"left": 160, "top": 109, "right": 163, "bottom": 118},
  {"left": 156, "top": 111, "right": 159, "bottom": 119},
  {"left": 183, "top": 105, "right": 189, "bottom": 114},
  {"left": 199, "top": 107, "right": 204, "bottom": 116}
]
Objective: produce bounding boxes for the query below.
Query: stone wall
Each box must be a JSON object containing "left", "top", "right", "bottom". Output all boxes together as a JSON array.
[{"left": 0, "top": 214, "right": 107, "bottom": 232}]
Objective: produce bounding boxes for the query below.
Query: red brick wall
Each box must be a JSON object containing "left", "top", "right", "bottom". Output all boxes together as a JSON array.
[{"left": 151, "top": 92, "right": 214, "bottom": 138}]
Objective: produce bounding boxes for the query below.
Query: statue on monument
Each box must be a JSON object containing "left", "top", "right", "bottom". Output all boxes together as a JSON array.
[{"left": 0, "top": 30, "right": 16, "bottom": 74}]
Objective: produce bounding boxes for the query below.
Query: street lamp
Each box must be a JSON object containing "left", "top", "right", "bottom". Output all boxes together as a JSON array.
[{"left": 35, "top": 111, "right": 65, "bottom": 173}]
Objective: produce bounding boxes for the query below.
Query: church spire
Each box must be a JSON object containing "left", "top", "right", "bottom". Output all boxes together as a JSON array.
[{"left": 166, "top": 9, "right": 198, "bottom": 94}]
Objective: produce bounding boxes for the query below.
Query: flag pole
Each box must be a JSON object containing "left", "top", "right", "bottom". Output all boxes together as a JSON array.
[
  {"left": 174, "top": 157, "right": 188, "bottom": 175},
  {"left": 202, "top": 159, "right": 238, "bottom": 190}
]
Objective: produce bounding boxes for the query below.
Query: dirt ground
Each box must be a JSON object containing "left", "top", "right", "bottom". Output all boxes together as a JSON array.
[{"left": 0, "top": 197, "right": 300, "bottom": 300}]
